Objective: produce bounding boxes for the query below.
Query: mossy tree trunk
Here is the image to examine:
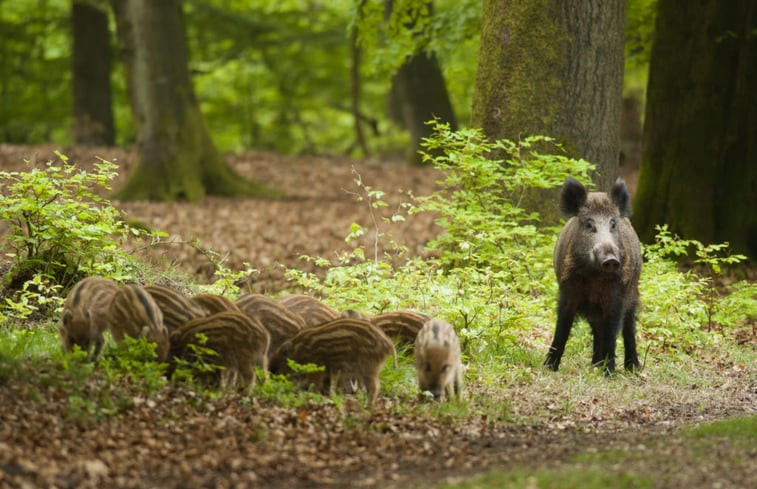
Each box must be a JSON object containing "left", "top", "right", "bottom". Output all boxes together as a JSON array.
[
  {"left": 472, "top": 0, "right": 625, "bottom": 192},
  {"left": 634, "top": 0, "right": 756, "bottom": 257},
  {"left": 72, "top": 1, "right": 115, "bottom": 146},
  {"left": 111, "top": 0, "right": 276, "bottom": 201},
  {"left": 387, "top": 1, "right": 457, "bottom": 165}
]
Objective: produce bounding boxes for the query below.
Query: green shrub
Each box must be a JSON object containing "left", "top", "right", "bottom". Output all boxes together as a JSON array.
[
  {"left": 286, "top": 124, "right": 593, "bottom": 358},
  {"left": 0, "top": 153, "right": 144, "bottom": 318},
  {"left": 285, "top": 125, "right": 754, "bottom": 375},
  {"left": 639, "top": 225, "right": 752, "bottom": 354}
]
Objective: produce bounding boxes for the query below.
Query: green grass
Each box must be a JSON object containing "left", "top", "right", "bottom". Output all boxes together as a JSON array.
[
  {"left": 441, "top": 416, "right": 757, "bottom": 489},
  {"left": 687, "top": 415, "right": 757, "bottom": 443},
  {"left": 440, "top": 468, "right": 652, "bottom": 489}
]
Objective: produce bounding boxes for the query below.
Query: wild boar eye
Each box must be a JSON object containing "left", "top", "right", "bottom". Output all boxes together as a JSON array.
[
  {"left": 610, "top": 218, "right": 617, "bottom": 230},
  {"left": 440, "top": 365, "right": 449, "bottom": 373},
  {"left": 584, "top": 219, "right": 595, "bottom": 232},
  {"left": 425, "top": 363, "right": 431, "bottom": 372}
]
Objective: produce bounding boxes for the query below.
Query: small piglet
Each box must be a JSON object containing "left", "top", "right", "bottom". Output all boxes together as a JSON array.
[
  {"left": 371, "top": 310, "right": 429, "bottom": 349},
  {"left": 414, "top": 319, "right": 463, "bottom": 401},
  {"left": 277, "top": 294, "right": 339, "bottom": 328},
  {"left": 169, "top": 311, "right": 270, "bottom": 388},
  {"left": 268, "top": 318, "right": 396, "bottom": 404},
  {"left": 545, "top": 177, "right": 642, "bottom": 374},
  {"left": 191, "top": 293, "right": 241, "bottom": 315},
  {"left": 108, "top": 284, "right": 170, "bottom": 362},
  {"left": 144, "top": 284, "right": 206, "bottom": 333},
  {"left": 60, "top": 276, "right": 120, "bottom": 358},
  {"left": 236, "top": 294, "right": 306, "bottom": 356}
]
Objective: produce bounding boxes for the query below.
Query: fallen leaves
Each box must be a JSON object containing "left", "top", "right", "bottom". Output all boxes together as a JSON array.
[{"left": 1, "top": 145, "right": 755, "bottom": 488}]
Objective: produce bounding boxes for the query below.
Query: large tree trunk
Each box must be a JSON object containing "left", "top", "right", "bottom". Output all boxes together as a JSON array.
[
  {"left": 71, "top": 1, "right": 115, "bottom": 146},
  {"left": 111, "top": 0, "right": 275, "bottom": 201},
  {"left": 472, "top": 0, "right": 625, "bottom": 192},
  {"left": 634, "top": 0, "right": 756, "bottom": 257}
]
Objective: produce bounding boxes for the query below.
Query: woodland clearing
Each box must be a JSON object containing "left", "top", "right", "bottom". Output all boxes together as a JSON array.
[{"left": 0, "top": 145, "right": 754, "bottom": 489}]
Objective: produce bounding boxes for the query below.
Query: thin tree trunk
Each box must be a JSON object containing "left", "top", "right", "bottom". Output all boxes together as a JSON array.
[
  {"left": 472, "top": 0, "right": 625, "bottom": 192},
  {"left": 634, "top": 0, "right": 756, "bottom": 257},
  {"left": 390, "top": 51, "right": 457, "bottom": 165},
  {"left": 72, "top": 1, "right": 115, "bottom": 146},
  {"left": 386, "top": 0, "right": 457, "bottom": 165},
  {"left": 111, "top": 0, "right": 276, "bottom": 201},
  {"left": 351, "top": 0, "right": 370, "bottom": 158}
]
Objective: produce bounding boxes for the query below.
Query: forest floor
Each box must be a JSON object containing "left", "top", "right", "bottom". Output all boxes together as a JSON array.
[{"left": 0, "top": 145, "right": 755, "bottom": 489}]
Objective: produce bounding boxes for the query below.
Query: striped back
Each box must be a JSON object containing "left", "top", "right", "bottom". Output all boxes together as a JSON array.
[{"left": 144, "top": 284, "right": 205, "bottom": 332}]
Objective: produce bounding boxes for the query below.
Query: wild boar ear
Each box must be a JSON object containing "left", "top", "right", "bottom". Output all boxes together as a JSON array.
[
  {"left": 611, "top": 178, "right": 632, "bottom": 217},
  {"left": 559, "top": 177, "right": 587, "bottom": 217},
  {"left": 140, "top": 325, "right": 153, "bottom": 339}
]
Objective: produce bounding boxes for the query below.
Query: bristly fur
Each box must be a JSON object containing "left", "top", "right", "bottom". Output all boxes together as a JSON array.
[
  {"left": 268, "top": 318, "right": 396, "bottom": 404},
  {"left": 276, "top": 294, "right": 339, "bottom": 328},
  {"left": 414, "top": 318, "right": 463, "bottom": 401},
  {"left": 169, "top": 311, "right": 270, "bottom": 388},
  {"left": 144, "top": 284, "right": 206, "bottom": 333},
  {"left": 60, "top": 276, "right": 120, "bottom": 358},
  {"left": 108, "top": 284, "right": 170, "bottom": 362},
  {"left": 546, "top": 178, "right": 642, "bottom": 375},
  {"left": 236, "top": 294, "right": 306, "bottom": 356}
]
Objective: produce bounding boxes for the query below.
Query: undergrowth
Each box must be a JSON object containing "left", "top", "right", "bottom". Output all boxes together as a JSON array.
[{"left": 0, "top": 126, "right": 754, "bottom": 424}]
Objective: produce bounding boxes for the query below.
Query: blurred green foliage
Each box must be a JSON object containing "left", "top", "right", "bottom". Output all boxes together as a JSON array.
[
  {"left": 0, "top": 0, "right": 482, "bottom": 156},
  {"left": 0, "top": 0, "right": 657, "bottom": 156}
]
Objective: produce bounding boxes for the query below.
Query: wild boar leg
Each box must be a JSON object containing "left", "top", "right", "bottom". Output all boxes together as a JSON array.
[
  {"left": 590, "top": 321, "right": 615, "bottom": 374},
  {"left": 363, "top": 370, "right": 380, "bottom": 405},
  {"left": 622, "top": 306, "right": 641, "bottom": 371},
  {"left": 544, "top": 292, "right": 575, "bottom": 371}
]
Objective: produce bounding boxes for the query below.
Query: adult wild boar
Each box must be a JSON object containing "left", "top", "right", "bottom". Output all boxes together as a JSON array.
[{"left": 545, "top": 177, "right": 642, "bottom": 374}]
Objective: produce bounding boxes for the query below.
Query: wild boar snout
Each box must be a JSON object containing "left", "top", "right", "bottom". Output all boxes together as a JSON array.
[{"left": 593, "top": 241, "right": 620, "bottom": 272}]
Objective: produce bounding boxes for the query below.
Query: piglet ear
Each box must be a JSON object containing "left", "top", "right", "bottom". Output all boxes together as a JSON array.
[
  {"left": 559, "top": 177, "right": 587, "bottom": 217},
  {"left": 611, "top": 178, "right": 632, "bottom": 217},
  {"left": 62, "top": 310, "right": 73, "bottom": 327}
]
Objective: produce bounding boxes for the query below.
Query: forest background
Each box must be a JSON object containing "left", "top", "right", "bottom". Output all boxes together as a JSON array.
[
  {"left": 0, "top": 1, "right": 755, "bottom": 488},
  {"left": 1, "top": 0, "right": 754, "bottom": 256}
]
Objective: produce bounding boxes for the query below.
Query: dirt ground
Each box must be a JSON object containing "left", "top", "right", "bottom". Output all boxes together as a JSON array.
[{"left": 0, "top": 145, "right": 755, "bottom": 489}]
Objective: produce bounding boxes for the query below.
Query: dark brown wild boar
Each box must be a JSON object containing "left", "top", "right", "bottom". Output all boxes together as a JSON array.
[
  {"left": 545, "top": 177, "right": 642, "bottom": 374},
  {"left": 108, "top": 284, "right": 170, "bottom": 362},
  {"left": 169, "top": 311, "right": 270, "bottom": 388},
  {"left": 144, "top": 284, "right": 206, "bottom": 333},
  {"left": 236, "top": 294, "right": 306, "bottom": 356},
  {"left": 277, "top": 294, "right": 339, "bottom": 327},
  {"left": 268, "top": 318, "right": 397, "bottom": 404},
  {"left": 60, "top": 276, "right": 120, "bottom": 358},
  {"left": 414, "top": 318, "right": 463, "bottom": 401}
]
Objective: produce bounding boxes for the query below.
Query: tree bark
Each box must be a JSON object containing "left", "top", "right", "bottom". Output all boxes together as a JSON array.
[
  {"left": 71, "top": 1, "right": 115, "bottom": 146},
  {"left": 472, "top": 0, "right": 625, "bottom": 192},
  {"left": 351, "top": 0, "right": 370, "bottom": 158},
  {"left": 389, "top": 51, "right": 458, "bottom": 165},
  {"left": 634, "top": 0, "right": 756, "bottom": 257},
  {"left": 111, "top": 0, "right": 276, "bottom": 201},
  {"left": 387, "top": 0, "right": 457, "bottom": 165}
]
